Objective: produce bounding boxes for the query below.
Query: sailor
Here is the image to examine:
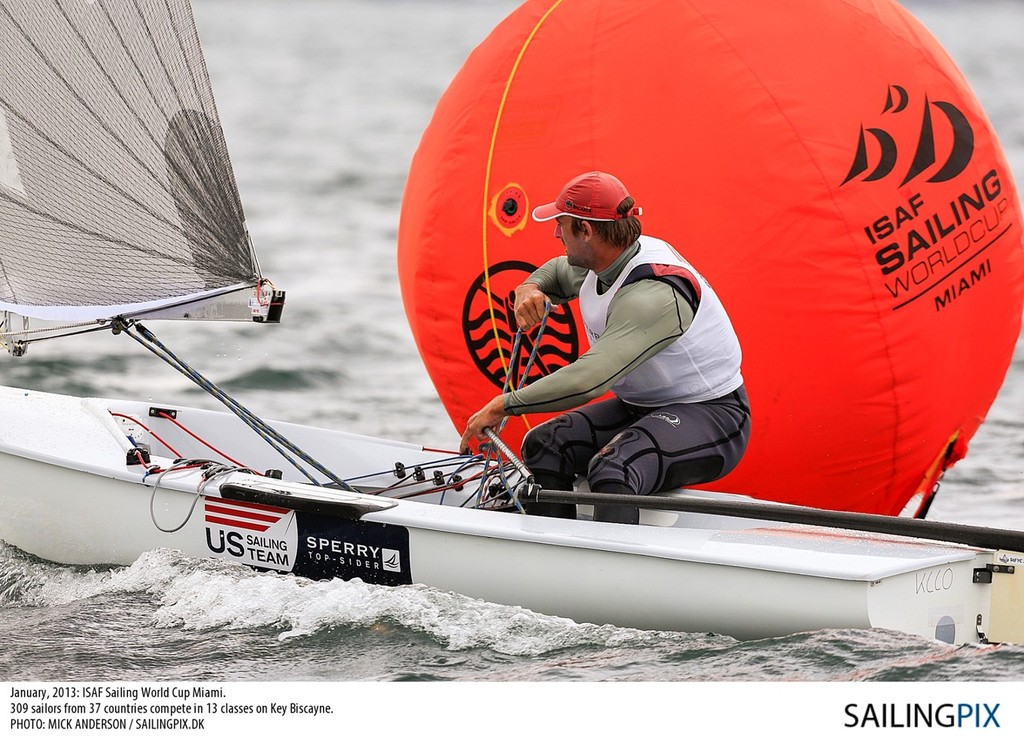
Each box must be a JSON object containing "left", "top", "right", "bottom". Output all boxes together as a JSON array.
[{"left": 459, "top": 171, "right": 751, "bottom": 523}]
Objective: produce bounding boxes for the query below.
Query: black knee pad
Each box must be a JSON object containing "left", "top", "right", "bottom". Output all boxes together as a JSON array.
[
  {"left": 586, "top": 429, "right": 640, "bottom": 482},
  {"left": 522, "top": 414, "right": 576, "bottom": 468}
]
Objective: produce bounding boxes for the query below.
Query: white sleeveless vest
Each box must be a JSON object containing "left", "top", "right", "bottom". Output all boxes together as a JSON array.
[{"left": 580, "top": 236, "right": 743, "bottom": 405}]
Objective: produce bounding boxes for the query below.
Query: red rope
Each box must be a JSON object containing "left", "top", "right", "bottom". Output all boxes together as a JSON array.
[
  {"left": 111, "top": 410, "right": 255, "bottom": 471},
  {"left": 153, "top": 410, "right": 253, "bottom": 470},
  {"left": 110, "top": 412, "right": 183, "bottom": 458}
]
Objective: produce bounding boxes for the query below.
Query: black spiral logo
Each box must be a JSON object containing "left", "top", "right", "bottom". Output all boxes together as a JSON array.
[{"left": 462, "top": 260, "right": 580, "bottom": 390}]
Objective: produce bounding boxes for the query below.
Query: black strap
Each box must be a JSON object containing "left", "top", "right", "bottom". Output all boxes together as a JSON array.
[{"left": 621, "top": 263, "right": 701, "bottom": 314}]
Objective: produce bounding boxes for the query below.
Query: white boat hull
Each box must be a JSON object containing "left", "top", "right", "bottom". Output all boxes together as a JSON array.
[{"left": 1, "top": 385, "right": 1020, "bottom": 644}]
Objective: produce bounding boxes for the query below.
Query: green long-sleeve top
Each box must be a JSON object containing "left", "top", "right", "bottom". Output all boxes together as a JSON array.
[{"left": 503, "top": 243, "right": 696, "bottom": 415}]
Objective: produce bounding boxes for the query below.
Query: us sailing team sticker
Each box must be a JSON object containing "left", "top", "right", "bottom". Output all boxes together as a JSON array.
[
  {"left": 204, "top": 496, "right": 297, "bottom": 572},
  {"left": 461, "top": 260, "right": 580, "bottom": 390}
]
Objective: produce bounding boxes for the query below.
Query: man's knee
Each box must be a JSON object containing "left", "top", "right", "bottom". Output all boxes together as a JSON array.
[
  {"left": 520, "top": 417, "right": 569, "bottom": 462},
  {"left": 522, "top": 414, "right": 576, "bottom": 468},
  {"left": 585, "top": 429, "right": 641, "bottom": 492}
]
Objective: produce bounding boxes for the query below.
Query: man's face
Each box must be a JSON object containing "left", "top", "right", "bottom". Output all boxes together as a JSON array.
[{"left": 555, "top": 216, "right": 596, "bottom": 269}]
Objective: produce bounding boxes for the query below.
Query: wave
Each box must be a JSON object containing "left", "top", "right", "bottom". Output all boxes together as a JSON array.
[
  {"left": 4, "top": 542, "right": 1024, "bottom": 681},
  {"left": 0, "top": 544, "right": 711, "bottom": 658},
  {"left": 221, "top": 366, "right": 344, "bottom": 391}
]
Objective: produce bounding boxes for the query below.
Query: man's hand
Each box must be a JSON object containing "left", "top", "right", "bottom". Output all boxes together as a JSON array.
[
  {"left": 459, "top": 395, "right": 508, "bottom": 454},
  {"left": 513, "top": 283, "right": 549, "bottom": 331}
]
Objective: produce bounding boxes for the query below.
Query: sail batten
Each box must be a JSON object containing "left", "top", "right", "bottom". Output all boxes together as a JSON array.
[{"left": 0, "top": 0, "right": 259, "bottom": 321}]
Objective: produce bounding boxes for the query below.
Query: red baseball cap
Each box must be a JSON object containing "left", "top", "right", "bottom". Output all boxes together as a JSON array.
[{"left": 531, "top": 171, "right": 643, "bottom": 222}]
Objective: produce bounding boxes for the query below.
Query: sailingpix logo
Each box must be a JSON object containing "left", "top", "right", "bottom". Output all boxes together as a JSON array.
[
  {"left": 842, "top": 85, "right": 1014, "bottom": 313},
  {"left": 843, "top": 702, "right": 1002, "bottom": 729},
  {"left": 462, "top": 260, "right": 580, "bottom": 390}
]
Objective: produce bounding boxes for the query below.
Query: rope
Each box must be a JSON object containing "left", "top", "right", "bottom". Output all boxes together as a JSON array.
[
  {"left": 479, "top": 303, "right": 552, "bottom": 509},
  {"left": 117, "top": 319, "right": 356, "bottom": 491},
  {"left": 482, "top": 428, "right": 531, "bottom": 480},
  {"left": 496, "top": 302, "right": 551, "bottom": 435},
  {"left": 1, "top": 314, "right": 110, "bottom": 355},
  {"left": 98, "top": 309, "right": 556, "bottom": 509},
  {"left": 148, "top": 460, "right": 252, "bottom": 533}
]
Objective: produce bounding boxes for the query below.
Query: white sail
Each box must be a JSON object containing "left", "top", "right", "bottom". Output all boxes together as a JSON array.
[{"left": 0, "top": 0, "right": 269, "bottom": 329}]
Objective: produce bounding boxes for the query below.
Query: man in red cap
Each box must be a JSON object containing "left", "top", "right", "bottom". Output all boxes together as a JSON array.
[{"left": 460, "top": 171, "right": 750, "bottom": 523}]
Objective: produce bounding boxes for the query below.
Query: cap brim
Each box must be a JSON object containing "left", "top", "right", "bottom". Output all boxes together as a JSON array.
[{"left": 531, "top": 202, "right": 563, "bottom": 222}]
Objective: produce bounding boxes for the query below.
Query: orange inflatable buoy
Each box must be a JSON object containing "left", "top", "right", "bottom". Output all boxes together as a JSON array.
[{"left": 397, "top": 0, "right": 1024, "bottom": 515}]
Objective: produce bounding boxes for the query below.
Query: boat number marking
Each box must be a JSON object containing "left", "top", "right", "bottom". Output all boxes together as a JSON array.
[{"left": 915, "top": 567, "right": 954, "bottom": 594}]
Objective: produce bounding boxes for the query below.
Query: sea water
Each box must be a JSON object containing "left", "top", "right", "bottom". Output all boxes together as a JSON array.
[{"left": 2, "top": 0, "right": 1024, "bottom": 719}]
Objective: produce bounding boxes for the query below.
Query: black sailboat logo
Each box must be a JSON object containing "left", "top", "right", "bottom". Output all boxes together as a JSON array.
[{"left": 842, "top": 85, "right": 974, "bottom": 186}]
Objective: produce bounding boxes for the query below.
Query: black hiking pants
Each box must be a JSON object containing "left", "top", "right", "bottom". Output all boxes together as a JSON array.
[{"left": 521, "top": 386, "right": 750, "bottom": 523}]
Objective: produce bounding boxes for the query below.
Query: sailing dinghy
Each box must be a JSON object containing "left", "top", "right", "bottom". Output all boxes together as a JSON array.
[
  {"left": 3, "top": 383, "right": 1024, "bottom": 644},
  {"left": 2, "top": 0, "right": 1023, "bottom": 646}
]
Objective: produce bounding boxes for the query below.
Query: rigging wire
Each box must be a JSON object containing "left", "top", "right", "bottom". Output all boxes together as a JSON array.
[
  {"left": 101, "top": 305, "right": 554, "bottom": 510},
  {"left": 116, "top": 318, "right": 356, "bottom": 491},
  {"left": 0, "top": 318, "right": 111, "bottom": 353},
  {"left": 118, "top": 397, "right": 505, "bottom": 506},
  {"left": 2, "top": 310, "right": 547, "bottom": 511}
]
